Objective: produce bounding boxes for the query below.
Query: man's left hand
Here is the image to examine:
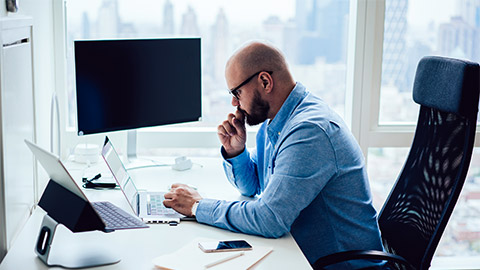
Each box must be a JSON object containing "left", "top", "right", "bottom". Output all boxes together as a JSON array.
[{"left": 163, "top": 183, "right": 203, "bottom": 216}]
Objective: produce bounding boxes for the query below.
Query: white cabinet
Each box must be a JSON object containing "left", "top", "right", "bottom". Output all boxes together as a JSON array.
[{"left": 0, "top": 17, "right": 36, "bottom": 261}]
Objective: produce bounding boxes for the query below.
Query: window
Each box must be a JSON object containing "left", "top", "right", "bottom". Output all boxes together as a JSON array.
[
  {"left": 368, "top": 148, "right": 480, "bottom": 257},
  {"left": 369, "top": 0, "right": 480, "bottom": 258},
  {"left": 65, "top": 0, "right": 351, "bottom": 132},
  {"left": 379, "top": 0, "right": 477, "bottom": 125}
]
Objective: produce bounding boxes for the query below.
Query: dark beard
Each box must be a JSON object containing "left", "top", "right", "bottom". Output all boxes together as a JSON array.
[{"left": 238, "top": 89, "right": 270, "bottom": 126}]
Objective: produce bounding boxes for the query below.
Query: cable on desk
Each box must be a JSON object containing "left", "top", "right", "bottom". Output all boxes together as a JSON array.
[
  {"left": 126, "top": 164, "right": 172, "bottom": 171},
  {"left": 127, "top": 162, "right": 204, "bottom": 171},
  {"left": 82, "top": 173, "right": 118, "bottom": 189}
]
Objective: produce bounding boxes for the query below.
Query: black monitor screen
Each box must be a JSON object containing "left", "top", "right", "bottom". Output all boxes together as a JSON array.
[{"left": 74, "top": 38, "right": 201, "bottom": 135}]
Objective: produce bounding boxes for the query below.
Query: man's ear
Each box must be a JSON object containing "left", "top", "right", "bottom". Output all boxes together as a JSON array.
[{"left": 260, "top": 73, "right": 273, "bottom": 93}]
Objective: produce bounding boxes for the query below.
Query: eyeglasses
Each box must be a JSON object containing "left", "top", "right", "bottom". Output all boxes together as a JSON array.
[{"left": 228, "top": 71, "right": 272, "bottom": 100}]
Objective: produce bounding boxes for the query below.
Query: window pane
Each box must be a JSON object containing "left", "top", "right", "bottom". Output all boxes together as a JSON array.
[
  {"left": 367, "top": 147, "right": 408, "bottom": 211},
  {"left": 368, "top": 148, "right": 480, "bottom": 257},
  {"left": 65, "top": 0, "right": 350, "bottom": 130},
  {"left": 379, "top": 0, "right": 478, "bottom": 124}
]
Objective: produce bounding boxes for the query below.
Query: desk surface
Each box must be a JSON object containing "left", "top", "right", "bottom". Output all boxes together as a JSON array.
[{"left": 0, "top": 156, "right": 312, "bottom": 269}]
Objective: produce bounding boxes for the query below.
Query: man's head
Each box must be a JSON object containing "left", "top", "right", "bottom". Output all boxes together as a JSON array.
[{"left": 225, "top": 41, "right": 295, "bottom": 126}]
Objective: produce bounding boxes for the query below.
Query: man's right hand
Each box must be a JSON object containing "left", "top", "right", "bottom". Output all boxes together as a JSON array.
[{"left": 217, "top": 109, "right": 246, "bottom": 158}]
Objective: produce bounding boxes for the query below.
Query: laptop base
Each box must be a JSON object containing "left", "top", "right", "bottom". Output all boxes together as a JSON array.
[{"left": 138, "top": 192, "right": 184, "bottom": 223}]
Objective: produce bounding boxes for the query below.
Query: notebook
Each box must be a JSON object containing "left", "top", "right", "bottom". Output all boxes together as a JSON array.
[
  {"left": 152, "top": 238, "right": 273, "bottom": 270},
  {"left": 101, "top": 136, "right": 188, "bottom": 224},
  {"left": 25, "top": 139, "right": 148, "bottom": 231}
]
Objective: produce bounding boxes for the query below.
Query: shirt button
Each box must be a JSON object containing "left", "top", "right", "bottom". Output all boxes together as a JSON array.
[{"left": 277, "top": 132, "right": 280, "bottom": 135}]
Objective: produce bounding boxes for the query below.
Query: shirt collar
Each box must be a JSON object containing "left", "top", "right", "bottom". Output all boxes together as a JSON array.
[{"left": 266, "top": 82, "right": 308, "bottom": 145}]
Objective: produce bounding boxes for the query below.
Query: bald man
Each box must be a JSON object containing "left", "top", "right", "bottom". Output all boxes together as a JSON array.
[{"left": 164, "top": 41, "right": 384, "bottom": 268}]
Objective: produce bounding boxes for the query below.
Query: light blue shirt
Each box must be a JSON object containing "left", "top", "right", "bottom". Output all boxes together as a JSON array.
[{"left": 195, "top": 83, "right": 384, "bottom": 266}]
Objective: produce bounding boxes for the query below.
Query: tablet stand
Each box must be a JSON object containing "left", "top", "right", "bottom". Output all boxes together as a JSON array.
[
  {"left": 35, "top": 214, "right": 120, "bottom": 268},
  {"left": 35, "top": 179, "right": 120, "bottom": 268}
]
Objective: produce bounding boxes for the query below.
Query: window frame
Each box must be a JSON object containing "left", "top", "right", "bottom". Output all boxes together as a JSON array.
[
  {"left": 349, "top": 0, "right": 480, "bottom": 156},
  {"left": 347, "top": 0, "right": 417, "bottom": 155},
  {"left": 53, "top": 0, "right": 480, "bottom": 158}
]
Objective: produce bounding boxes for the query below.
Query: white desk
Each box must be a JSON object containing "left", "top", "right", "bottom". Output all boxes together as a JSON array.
[{"left": 0, "top": 156, "right": 312, "bottom": 269}]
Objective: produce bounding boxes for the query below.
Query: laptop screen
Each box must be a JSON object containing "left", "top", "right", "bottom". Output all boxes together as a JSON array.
[{"left": 102, "top": 137, "right": 139, "bottom": 213}]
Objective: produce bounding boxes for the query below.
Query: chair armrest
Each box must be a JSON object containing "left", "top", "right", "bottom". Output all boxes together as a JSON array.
[{"left": 312, "top": 250, "right": 415, "bottom": 270}]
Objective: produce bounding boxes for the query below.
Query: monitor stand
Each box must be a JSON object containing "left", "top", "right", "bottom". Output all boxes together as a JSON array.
[
  {"left": 36, "top": 214, "right": 120, "bottom": 268},
  {"left": 127, "top": 130, "right": 138, "bottom": 162},
  {"left": 125, "top": 130, "right": 167, "bottom": 170}
]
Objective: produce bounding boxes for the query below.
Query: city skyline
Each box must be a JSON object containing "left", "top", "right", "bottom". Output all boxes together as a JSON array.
[
  {"left": 67, "top": 0, "right": 354, "bottom": 128},
  {"left": 66, "top": 0, "right": 295, "bottom": 29},
  {"left": 68, "top": 0, "right": 480, "bottom": 126}
]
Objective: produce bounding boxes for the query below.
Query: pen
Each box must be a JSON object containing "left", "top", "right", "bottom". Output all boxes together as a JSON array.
[{"left": 204, "top": 251, "right": 245, "bottom": 269}]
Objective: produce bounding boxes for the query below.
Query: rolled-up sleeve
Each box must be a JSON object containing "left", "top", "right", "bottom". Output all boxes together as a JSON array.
[
  {"left": 195, "top": 198, "right": 288, "bottom": 238},
  {"left": 195, "top": 123, "right": 338, "bottom": 238},
  {"left": 221, "top": 147, "right": 260, "bottom": 197}
]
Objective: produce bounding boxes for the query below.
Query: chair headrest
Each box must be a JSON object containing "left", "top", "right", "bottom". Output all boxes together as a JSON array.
[{"left": 413, "top": 56, "right": 480, "bottom": 117}]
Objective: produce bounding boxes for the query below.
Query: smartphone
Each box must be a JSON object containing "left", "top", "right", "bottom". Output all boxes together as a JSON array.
[{"left": 198, "top": 240, "right": 253, "bottom": 253}]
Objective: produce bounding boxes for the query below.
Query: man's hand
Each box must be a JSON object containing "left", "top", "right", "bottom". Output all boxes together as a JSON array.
[
  {"left": 217, "top": 109, "right": 246, "bottom": 158},
  {"left": 163, "top": 183, "right": 203, "bottom": 217}
]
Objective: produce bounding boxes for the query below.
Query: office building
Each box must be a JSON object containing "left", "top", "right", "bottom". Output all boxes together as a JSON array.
[
  {"left": 96, "top": 0, "right": 120, "bottom": 37},
  {"left": 211, "top": 8, "right": 229, "bottom": 84},
  {"left": 180, "top": 6, "right": 200, "bottom": 37},
  {"left": 382, "top": 0, "right": 408, "bottom": 92},
  {"left": 295, "top": 0, "right": 349, "bottom": 65},
  {"left": 261, "top": 16, "right": 285, "bottom": 52},
  {"left": 458, "top": 0, "right": 480, "bottom": 27},
  {"left": 162, "top": 0, "right": 174, "bottom": 35},
  {"left": 438, "top": 17, "right": 476, "bottom": 60},
  {"left": 81, "top": 12, "right": 90, "bottom": 39}
]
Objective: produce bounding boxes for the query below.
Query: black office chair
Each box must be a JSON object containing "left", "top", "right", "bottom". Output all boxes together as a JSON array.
[{"left": 313, "top": 56, "right": 480, "bottom": 270}]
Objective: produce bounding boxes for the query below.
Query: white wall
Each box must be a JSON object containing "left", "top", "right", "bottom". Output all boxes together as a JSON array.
[
  {"left": 0, "top": 1, "right": 57, "bottom": 154},
  {"left": 0, "top": 0, "right": 55, "bottom": 260},
  {"left": 0, "top": 3, "right": 57, "bottom": 238},
  {"left": 14, "top": 0, "right": 56, "bottom": 196},
  {"left": 16, "top": 0, "right": 56, "bottom": 151}
]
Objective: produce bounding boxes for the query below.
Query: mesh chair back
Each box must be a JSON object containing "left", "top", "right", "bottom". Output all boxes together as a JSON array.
[{"left": 378, "top": 56, "right": 480, "bottom": 270}]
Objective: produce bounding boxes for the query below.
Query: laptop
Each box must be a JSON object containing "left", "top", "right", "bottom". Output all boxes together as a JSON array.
[
  {"left": 101, "top": 136, "right": 188, "bottom": 224},
  {"left": 25, "top": 140, "right": 148, "bottom": 231}
]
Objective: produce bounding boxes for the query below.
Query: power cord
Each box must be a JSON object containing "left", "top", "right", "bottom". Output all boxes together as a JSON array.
[
  {"left": 126, "top": 156, "right": 203, "bottom": 171},
  {"left": 82, "top": 173, "right": 117, "bottom": 189},
  {"left": 126, "top": 164, "right": 171, "bottom": 171}
]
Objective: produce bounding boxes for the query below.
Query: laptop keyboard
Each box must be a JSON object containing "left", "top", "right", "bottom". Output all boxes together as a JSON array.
[
  {"left": 147, "top": 194, "right": 179, "bottom": 216},
  {"left": 92, "top": 201, "right": 148, "bottom": 230}
]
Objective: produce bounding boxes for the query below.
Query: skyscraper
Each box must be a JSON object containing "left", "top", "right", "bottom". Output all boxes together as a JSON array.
[
  {"left": 438, "top": 16, "right": 478, "bottom": 61},
  {"left": 211, "top": 8, "right": 229, "bottom": 84},
  {"left": 295, "top": 0, "right": 349, "bottom": 65},
  {"left": 262, "top": 16, "right": 285, "bottom": 50},
  {"left": 282, "top": 19, "right": 298, "bottom": 63},
  {"left": 382, "top": 0, "right": 408, "bottom": 92},
  {"left": 448, "top": 0, "right": 480, "bottom": 61},
  {"left": 295, "top": 0, "right": 312, "bottom": 33},
  {"left": 162, "top": 0, "right": 174, "bottom": 35},
  {"left": 97, "top": 0, "right": 121, "bottom": 37},
  {"left": 180, "top": 6, "right": 200, "bottom": 36},
  {"left": 458, "top": 0, "right": 480, "bottom": 27},
  {"left": 81, "top": 12, "right": 90, "bottom": 39}
]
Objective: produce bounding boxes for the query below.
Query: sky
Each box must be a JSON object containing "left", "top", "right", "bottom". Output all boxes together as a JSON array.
[
  {"left": 407, "top": 0, "right": 456, "bottom": 27},
  {"left": 66, "top": 0, "right": 296, "bottom": 28},
  {"left": 67, "top": 0, "right": 459, "bottom": 30}
]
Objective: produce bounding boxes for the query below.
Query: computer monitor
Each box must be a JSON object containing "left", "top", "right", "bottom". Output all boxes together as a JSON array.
[{"left": 74, "top": 38, "right": 201, "bottom": 159}]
